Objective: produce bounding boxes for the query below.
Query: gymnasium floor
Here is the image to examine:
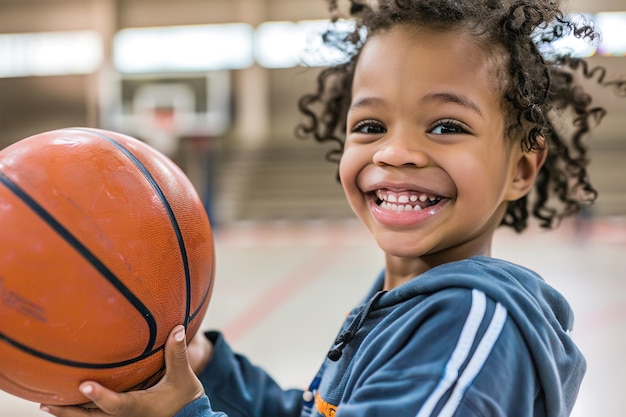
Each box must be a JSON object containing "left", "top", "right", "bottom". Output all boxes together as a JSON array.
[{"left": 1, "top": 216, "right": 624, "bottom": 416}]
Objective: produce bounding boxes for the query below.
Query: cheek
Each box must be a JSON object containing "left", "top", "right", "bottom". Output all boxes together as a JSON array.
[
  {"left": 338, "top": 147, "right": 360, "bottom": 187},
  {"left": 448, "top": 151, "right": 510, "bottom": 205},
  {"left": 339, "top": 148, "right": 368, "bottom": 207}
]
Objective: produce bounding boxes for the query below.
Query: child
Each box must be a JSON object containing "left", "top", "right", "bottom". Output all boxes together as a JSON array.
[{"left": 42, "top": 1, "right": 625, "bottom": 416}]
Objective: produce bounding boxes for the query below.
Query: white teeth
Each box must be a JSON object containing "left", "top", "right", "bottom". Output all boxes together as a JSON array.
[
  {"left": 380, "top": 201, "right": 423, "bottom": 212},
  {"left": 375, "top": 190, "right": 441, "bottom": 212}
]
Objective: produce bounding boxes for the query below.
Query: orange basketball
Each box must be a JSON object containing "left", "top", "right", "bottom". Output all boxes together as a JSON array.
[{"left": 0, "top": 128, "right": 215, "bottom": 405}]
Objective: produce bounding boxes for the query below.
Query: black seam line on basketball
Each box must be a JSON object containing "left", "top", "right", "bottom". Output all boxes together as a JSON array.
[
  {"left": 127, "top": 367, "right": 165, "bottom": 391},
  {"left": 0, "top": 170, "right": 158, "bottom": 356},
  {"left": 70, "top": 128, "right": 193, "bottom": 330},
  {"left": 189, "top": 281, "right": 212, "bottom": 322},
  {"left": 0, "top": 332, "right": 164, "bottom": 369}
]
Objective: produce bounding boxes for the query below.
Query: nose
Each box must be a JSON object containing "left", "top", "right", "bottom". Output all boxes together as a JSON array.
[{"left": 372, "top": 134, "right": 430, "bottom": 168}]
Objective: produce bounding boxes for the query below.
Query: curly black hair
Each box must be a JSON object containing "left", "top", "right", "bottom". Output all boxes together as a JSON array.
[{"left": 296, "top": 0, "right": 626, "bottom": 232}]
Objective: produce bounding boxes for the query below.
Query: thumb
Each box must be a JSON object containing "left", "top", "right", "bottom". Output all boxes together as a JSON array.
[
  {"left": 165, "top": 325, "right": 190, "bottom": 378},
  {"left": 162, "top": 325, "right": 205, "bottom": 407}
]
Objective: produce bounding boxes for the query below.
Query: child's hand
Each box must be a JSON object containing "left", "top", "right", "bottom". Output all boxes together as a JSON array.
[
  {"left": 187, "top": 330, "right": 214, "bottom": 376},
  {"left": 40, "top": 325, "right": 205, "bottom": 417}
]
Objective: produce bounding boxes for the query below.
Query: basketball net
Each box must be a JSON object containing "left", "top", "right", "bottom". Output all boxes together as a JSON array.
[
  {"left": 154, "top": 107, "right": 176, "bottom": 132},
  {"left": 135, "top": 106, "right": 191, "bottom": 157}
]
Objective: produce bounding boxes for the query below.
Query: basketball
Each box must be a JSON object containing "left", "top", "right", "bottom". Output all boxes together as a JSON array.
[{"left": 0, "top": 128, "right": 215, "bottom": 405}]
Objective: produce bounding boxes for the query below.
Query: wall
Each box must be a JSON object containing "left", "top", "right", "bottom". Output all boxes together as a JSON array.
[{"left": 0, "top": 0, "right": 624, "bottom": 216}]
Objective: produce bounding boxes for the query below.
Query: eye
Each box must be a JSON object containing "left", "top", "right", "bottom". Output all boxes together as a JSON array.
[
  {"left": 351, "top": 119, "right": 387, "bottom": 135},
  {"left": 429, "top": 119, "right": 469, "bottom": 135}
]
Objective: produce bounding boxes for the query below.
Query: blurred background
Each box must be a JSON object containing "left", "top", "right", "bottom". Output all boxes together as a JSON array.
[{"left": 0, "top": 0, "right": 624, "bottom": 416}]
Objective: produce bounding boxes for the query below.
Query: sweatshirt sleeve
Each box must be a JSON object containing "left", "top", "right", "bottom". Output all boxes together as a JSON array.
[
  {"left": 174, "top": 396, "right": 225, "bottom": 417},
  {"left": 334, "top": 288, "right": 543, "bottom": 417},
  {"left": 175, "top": 331, "right": 303, "bottom": 417}
]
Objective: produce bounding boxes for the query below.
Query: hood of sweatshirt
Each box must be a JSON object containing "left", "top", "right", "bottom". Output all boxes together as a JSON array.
[{"left": 323, "top": 256, "right": 585, "bottom": 417}]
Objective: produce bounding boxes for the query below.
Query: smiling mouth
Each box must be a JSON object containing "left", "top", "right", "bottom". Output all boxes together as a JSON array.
[{"left": 374, "top": 189, "right": 443, "bottom": 212}]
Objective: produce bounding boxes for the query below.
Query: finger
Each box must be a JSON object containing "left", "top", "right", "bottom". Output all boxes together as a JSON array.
[
  {"left": 40, "top": 383, "right": 111, "bottom": 417},
  {"left": 41, "top": 404, "right": 92, "bottom": 417},
  {"left": 161, "top": 325, "right": 205, "bottom": 411},
  {"left": 76, "top": 382, "right": 125, "bottom": 415},
  {"left": 163, "top": 325, "right": 191, "bottom": 382},
  {"left": 187, "top": 332, "right": 213, "bottom": 375}
]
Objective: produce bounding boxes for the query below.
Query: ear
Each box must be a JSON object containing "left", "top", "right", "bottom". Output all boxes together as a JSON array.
[{"left": 506, "top": 143, "right": 548, "bottom": 201}]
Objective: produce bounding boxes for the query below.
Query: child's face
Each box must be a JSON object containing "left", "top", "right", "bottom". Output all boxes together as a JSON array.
[{"left": 340, "top": 26, "right": 527, "bottom": 276}]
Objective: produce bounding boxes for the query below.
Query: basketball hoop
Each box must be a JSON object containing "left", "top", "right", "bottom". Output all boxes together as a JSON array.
[{"left": 132, "top": 83, "right": 196, "bottom": 156}]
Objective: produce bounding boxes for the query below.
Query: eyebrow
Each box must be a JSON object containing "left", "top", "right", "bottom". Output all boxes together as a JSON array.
[
  {"left": 348, "top": 96, "right": 386, "bottom": 112},
  {"left": 422, "top": 92, "right": 484, "bottom": 118},
  {"left": 349, "top": 93, "right": 484, "bottom": 118}
]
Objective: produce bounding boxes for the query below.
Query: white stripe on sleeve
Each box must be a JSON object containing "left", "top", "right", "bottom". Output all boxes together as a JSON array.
[
  {"left": 415, "top": 289, "right": 487, "bottom": 417},
  {"left": 436, "top": 302, "right": 508, "bottom": 417}
]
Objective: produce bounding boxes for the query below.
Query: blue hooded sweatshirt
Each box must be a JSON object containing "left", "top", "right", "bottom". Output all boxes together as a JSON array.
[{"left": 175, "top": 256, "right": 585, "bottom": 417}]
